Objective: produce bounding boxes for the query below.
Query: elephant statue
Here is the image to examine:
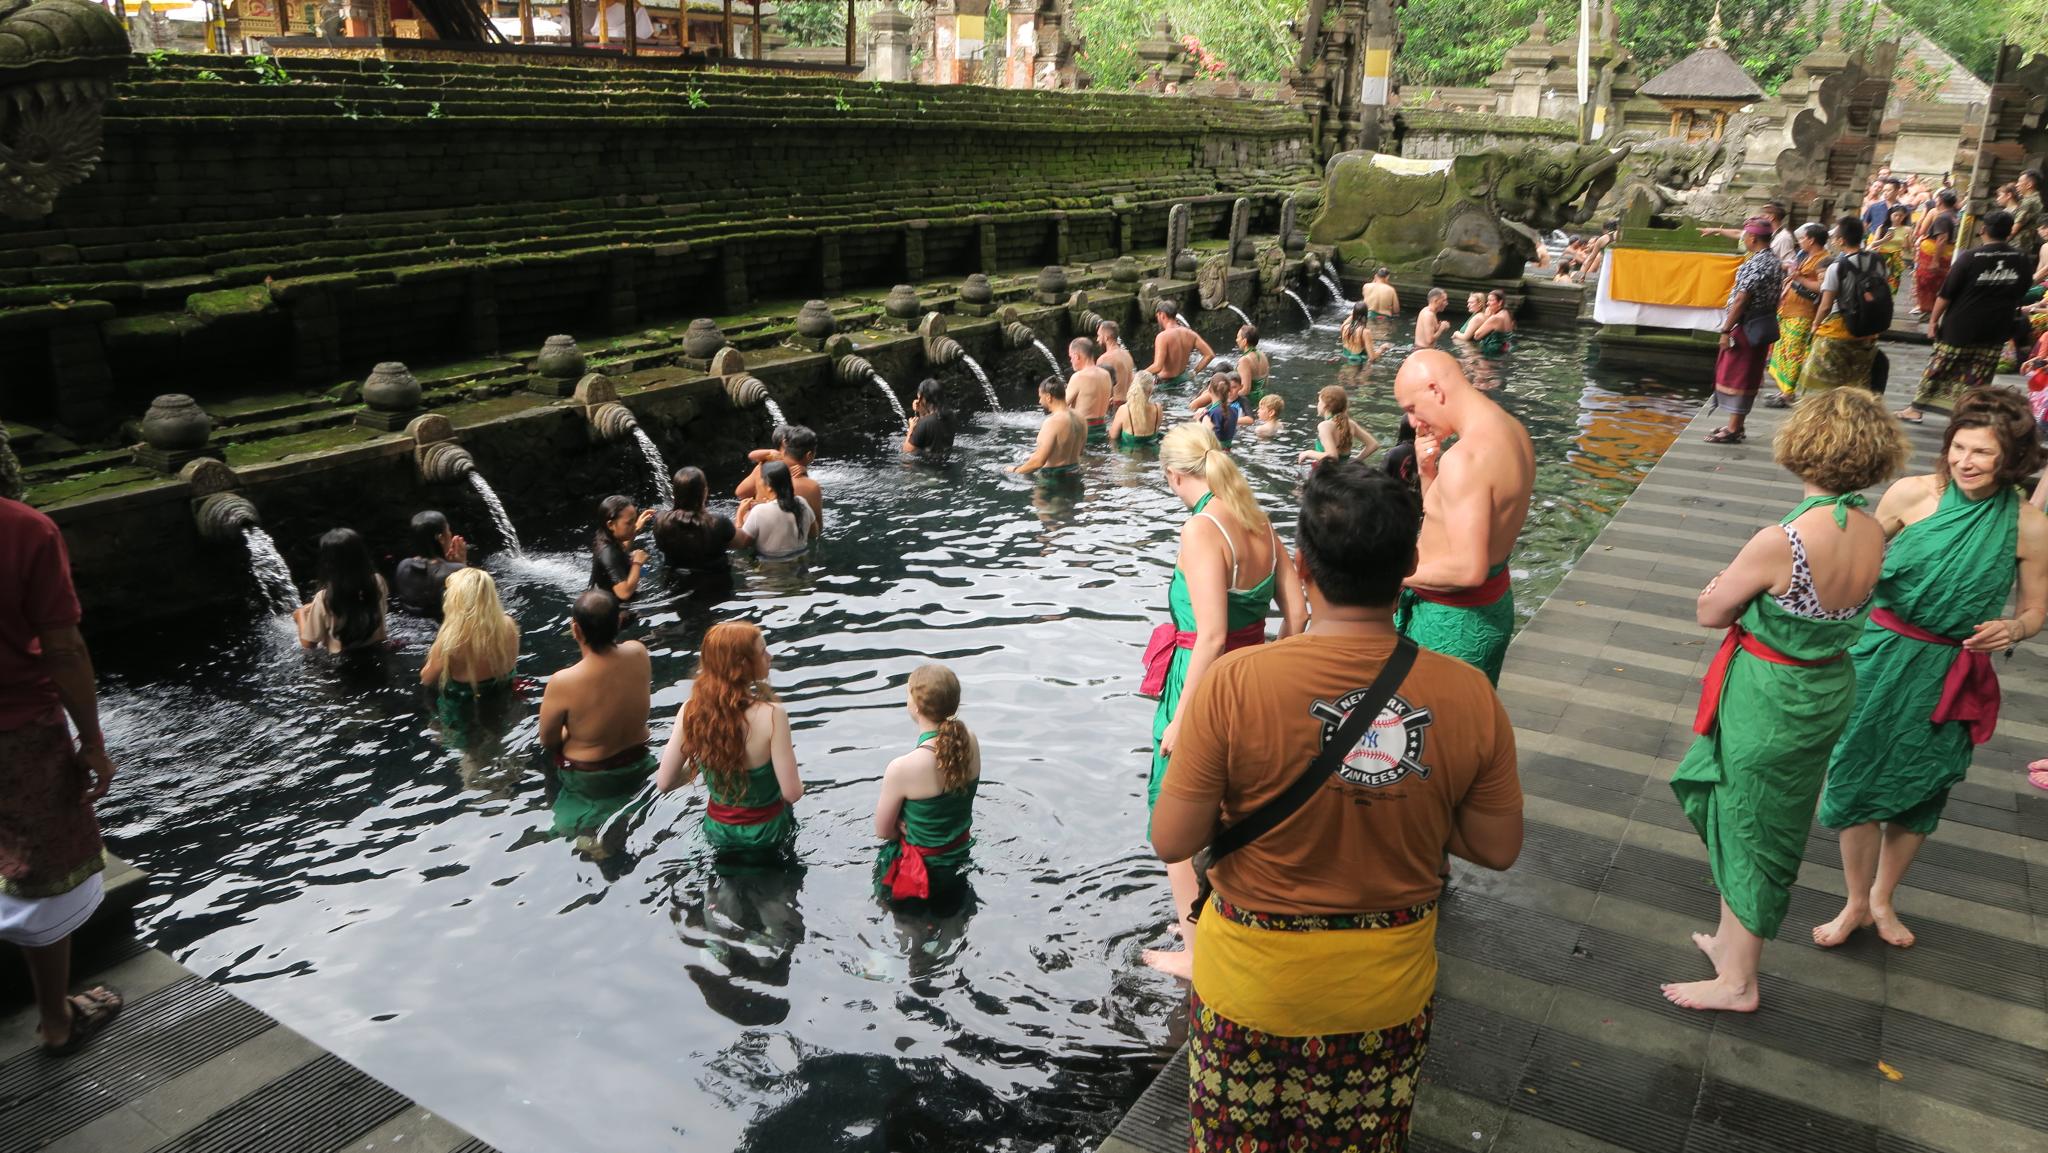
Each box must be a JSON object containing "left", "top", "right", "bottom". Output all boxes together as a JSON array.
[
  {"left": 0, "top": 0, "right": 129, "bottom": 220},
  {"left": 1307, "top": 141, "right": 1632, "bottom": 281}
]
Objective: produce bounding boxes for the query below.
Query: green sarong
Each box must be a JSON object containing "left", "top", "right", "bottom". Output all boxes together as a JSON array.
[
  {"left": 552, "top": 747, "right": 656, "bottom": 837},
  {"left": 875, "top": 731, "right": 977, "bottom": 905},
  {"left": 1117, "top": 431, "right": 1163, "bottom": 450},
  {"left": 1477, "top": 331, "right": 1511, "bottom": 358},
  {"left": 1820, "top": 482, "right": 2021, "bottom": 834},
  {"left": 705, "top": 760, "right": 798, "bottom": 863},
  {"left": 436, "top": 674, "right": 515, "bottom": 751},
  {"left": 1338, "top": 348, "right": 1370, "bottom": 366},
  {"left": 1396, "top": 562, "right": 1513, "bottom": 684},
  {"left": 1671, "top": 496, "right": 1870, "bottom": 939}
]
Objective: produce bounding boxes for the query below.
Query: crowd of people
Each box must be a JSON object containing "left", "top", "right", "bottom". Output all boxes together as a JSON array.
[{"left": 5, "top": 191, "right": 2048, "bottom": 1153}]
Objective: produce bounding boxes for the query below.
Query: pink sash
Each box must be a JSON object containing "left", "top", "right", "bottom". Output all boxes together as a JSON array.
[{"left": 1140, "top": 620, "right": 1265, "bottom": 697}]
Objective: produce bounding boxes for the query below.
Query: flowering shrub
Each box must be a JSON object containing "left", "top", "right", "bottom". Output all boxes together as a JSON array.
[{"left": 1179, "top": 34, "right": 1231, "bottom": 76}]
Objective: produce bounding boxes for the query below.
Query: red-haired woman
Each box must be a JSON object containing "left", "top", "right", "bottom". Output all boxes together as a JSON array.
[
  {"left": 656, "top": 621, "right": 802, "bottom": 862},
  {"left": 873, "top": 663, "right": 981, "bottom": 908}
]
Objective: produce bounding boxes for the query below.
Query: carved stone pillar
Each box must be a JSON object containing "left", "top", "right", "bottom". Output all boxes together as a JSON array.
[{"left": 1003, "top": 0, "right": 1039, "bottom": 90}]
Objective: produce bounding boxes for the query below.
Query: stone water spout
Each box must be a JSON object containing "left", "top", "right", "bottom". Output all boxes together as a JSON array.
[
  {"left": 187, "top": 459, "right": 260, "bottom": 545},
  {"left": 919, "top": 312, "right": 964, "bottom": 367},
  {"left": 726, "top": 374, "right": 769, "bottom": 408},
  {"left": 834, "top": 353, "right": 878, "bottom": 386},
  {"left": 408, "top": 414, "right": 477, "bottom": 485},
  {"left": 572, "top": 373, "right": 640, "bottom": 444},
  {"left": 1067, "top": 291, "right": 1107, "bottom": 337}
]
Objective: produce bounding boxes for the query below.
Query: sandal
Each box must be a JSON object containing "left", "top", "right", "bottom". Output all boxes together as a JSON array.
[
  {"left": 42, "top": 985, "right": 123, "bottom": 1058},
  {"left": 1896, "top": 407, "right": 1924, "bottom": 423},
  {"left": 2030, "top": 760, "right": 2048, "bottom": 792},
  {"left": 1705, "top": 427, "right": 1745, "bottom": 445}
]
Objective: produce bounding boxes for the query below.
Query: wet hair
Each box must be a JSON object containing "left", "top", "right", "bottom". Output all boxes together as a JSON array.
[
  {"left": 1257, "top": 394, "right": 1284, "bottom": 418},
  {"left": 1125, "top": 371, "right": 1159, "bottom": 435},
  {"left": 1382, "top": 441, "right": 1419, "bottom": 486},
  {"left": 1834, "top": 213, "right": 1865, "bottom": 248},
  {"left": 1348, "top": 301, "right": 1372, "bottom": 325},
  {"left": 1797, "top": 222, "right": 1827, "bottom": 247},
  {"left": 409, "top": 510, "right": 450, "bottom": 559},
  {"left": 1427, "top": 288, "right": 1448, "bottom": 306},
  {"left": 1160, "top": 422, "right": 1267, "bottom": 536},
  {"left": 1317, "top": 384, "right": 1356, "bottom": 459},
  {"left": 1465, "top": 291, "right": 1485, "bottom": 309},
  {"left": 770, "top": 424, "right": 793, "bottom": 450},
  {"left": 1155, "top": 299, "right": 1180, "bottom": 321},
  {"left": 915, "top": 378, "right": 945, "bottom": 414},
  {"left": 1038, "top": 374, "right": 1065, "bottom": 402},
  {"left": 1940, "top": 388, "right": 2044, "bottom": 489},
  {"left": 1096, "top": 319, "right": 1120, "bottom": 344},
  {"left": 908, "top": 663, "right": 971, "bottom": 793},
  {"left": 599, "top": 494, "right": 636, "bottom": 534},
  {"left": 1237, "top": 324, "right": 1259, "bottom": 348},
  {"left": 315, "top": 527, "right": 384, "bottom": 650},
  {"left": 572, "top": 588, "right": 621, "bottom": 650},
  {"left": 1297, "top": 459, "right": 1419, "bottom": 607},
  {"left": 761, "top": 460, "right": 801, "bottom": 517},
  {"left": 783, "top": 425, "right": 818, "bottom": 462},
  {"left": 671, "top": 466, "right": 709, "bottom": 517},
  {"left": 682, "top": 620, "right": 770, "bottom": 798},
  {"left": 1982, "top": 210, "right": 2015, "bottom": 242},
  {"left": 1069, "top": 336, "right": 1099, "bottom": 361},
  {"left": 1374, "top": 266, "right": 1391, "bottom": 279},
  {"left": 429, "top": 567, "right": 517, "bottom": 688},
  {"left": 1772, "top": 387, "right": 1910, "bottom": 495}
]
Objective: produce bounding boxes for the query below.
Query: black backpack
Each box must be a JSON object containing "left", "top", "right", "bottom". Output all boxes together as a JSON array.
[{"left": 1834, "top": 250, "right": 1894, "bottom": 338}]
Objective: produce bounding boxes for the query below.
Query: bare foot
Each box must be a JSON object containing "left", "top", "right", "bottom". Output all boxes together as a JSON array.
[
  {"left": 1141, "top": 948, "right": 1194, "bottom": 980},
  {"left": 1870, "top": 905, "right": 1915, "bottom": 948},
  {"left": 1660, "top": 977, "right": 1759, "bottom": 1013},
  {"left": 1691, "top": 931, "right": 1722, "bottom": 969},
  {"left": 1812, "top": 904, "right": 1871, "bottom": 948}
]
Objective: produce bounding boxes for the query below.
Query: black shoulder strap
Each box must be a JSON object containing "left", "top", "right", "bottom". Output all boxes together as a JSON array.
[{"left": 1209, "top": 634, "right": 1418, "bottom": 862}]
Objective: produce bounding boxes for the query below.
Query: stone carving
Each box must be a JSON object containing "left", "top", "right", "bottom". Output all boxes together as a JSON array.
[
  {"left": 1255, "top": 244, "right": 1288, "bottom": 295},
  {"left": 1774, "top": 38, "right": 1897, "bottom": 206},
  {"left": 1278, "top": 194, "right": 1306, "bottom": 254},
  {"left": 1228, "top": 197, "right": 1254, "bottom": 261},
  {"left": 1196, "top": 251, "right": 1230, "bottom": 310},
  {"left": 135, "top": 393, "right": 214, "bottom": 472},
  {"left": 356, "top": 361, "right": 423, "bottom": 430},
  {"left": 1308, "top": 142, "right": 1632, "bottom": 281},
  {"left": 1166, "top": 203, "right": 1195, "bottom": 277},
  {"left": 0, "top": 0, "right": 129, "bottom": 220},
  {"left": 1605, "top": 131, "right": 1750, "bottom": 223}
]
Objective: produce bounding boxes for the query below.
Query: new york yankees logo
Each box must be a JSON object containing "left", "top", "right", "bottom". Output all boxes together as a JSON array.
[{"left": 1308, "top": 691, "right": 1433, "bottom": 788}]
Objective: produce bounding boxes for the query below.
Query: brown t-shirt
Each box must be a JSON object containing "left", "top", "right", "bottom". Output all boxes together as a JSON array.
[{"left": 1162, "top": 632, "right": 1521, "bottom": 915}]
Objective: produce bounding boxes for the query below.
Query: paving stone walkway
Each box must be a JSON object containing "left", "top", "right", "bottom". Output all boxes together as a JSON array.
[{"left": 1101, "top": 362, "right": 2048, "bottom": 1153}]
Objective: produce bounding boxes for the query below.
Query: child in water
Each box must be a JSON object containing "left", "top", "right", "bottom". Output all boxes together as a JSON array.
[
  {"left": 873, "top": 663, "right": 981, "bottom": 907},
  {"left": 1189, "top": 372, "right": 1240, "bottom": 446},
  {"left": 1252, "top": 394, "right": 1285, "bottom": 440}
]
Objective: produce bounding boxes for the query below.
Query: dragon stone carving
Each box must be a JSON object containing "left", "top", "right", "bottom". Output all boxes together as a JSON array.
[{"left": 0, "top": 0, "right": 129, "bottom": 220}]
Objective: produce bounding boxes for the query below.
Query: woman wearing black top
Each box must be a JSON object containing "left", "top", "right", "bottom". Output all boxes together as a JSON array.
[
  {"left": 589, "top": 494, "right": 652, "bottom": 601},
  {"left": 651, "top": 467, "right": 736, "bottom": 600},
  {"left": 903, "top": 378, "right": 955, "bottom": 460}
]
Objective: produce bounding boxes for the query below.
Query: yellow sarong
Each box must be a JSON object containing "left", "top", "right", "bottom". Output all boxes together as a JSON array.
[{"left": 1192, "top": 901, "right": 1438, "bottom": 1036}]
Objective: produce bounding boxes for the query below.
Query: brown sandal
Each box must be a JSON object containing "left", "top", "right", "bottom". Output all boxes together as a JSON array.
[
  {"left": 42, "top": 985, "right": 123, "bottom": 1058},
  {"left": 1705, "top": 427, "right": 1745, "bottom": 445}
]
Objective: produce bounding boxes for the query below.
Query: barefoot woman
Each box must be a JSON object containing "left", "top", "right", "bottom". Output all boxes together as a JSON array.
[
  {"left": 1815, "top": 389, "right": 2048, "bottom": 949},
  {"left": 1142, "top": 423, "right": 1306, "bottom": 976},
  {"left": 1661, "top": 389, "right": 1907, "bottom": 1012}
]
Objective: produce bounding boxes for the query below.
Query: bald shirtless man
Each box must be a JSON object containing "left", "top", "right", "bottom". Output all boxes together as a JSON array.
[
  {"left": 1065, "top": 337, "right": 1113, "bottom": 443},
  {"left": 538, "top": 589, "right": 656, "bottom": 834},
  {"left": 1145, "top": 301, "right": 1212, "bottom": 389},
  {"left": 1390, "top": 350, "right": 1534, "bottom": 684},
  {"left": 1096, "top": 321, "right": 1135, "bottom": 406},
  {"left": 1010, "top": 375, "right": 1086, "bottom": 479}
]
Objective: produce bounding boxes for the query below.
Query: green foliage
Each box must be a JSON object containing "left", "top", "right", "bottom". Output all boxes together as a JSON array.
[
  {"left": 1881, "top": 0, "right": 2001, "bottom": 82},
  {"left": 685, "top": 84, "right": 709, "bottom": 109},
  {"left": 778, "top": 0, "right": 847, "bottom": 47},
  {"left": 2013, "top": 0, "right": 2048, "bottom": 59},
  {"left": 145, "top": 50, "right": 169, "bottom": 74},
  {"left": 248, "top": 54, "right": 293, "bottom": 86},
  {"left": 1068, "top": 0, "right": 1301, "bottom": 89}
]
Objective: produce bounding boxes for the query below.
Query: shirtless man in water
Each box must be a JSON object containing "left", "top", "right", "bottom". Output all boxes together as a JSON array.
[
  {"left": 1065, "top": 337, "right": 1113, "bottom": 443},
  {"left": 539, "top": 590, "right": 656, "bottom": 826},
  {"left": 1145, "top": 301, "right": 1212, "bottom": 388},
  {"left": 1415, "top": 288, "right": 1451, "bottom": 346},
  {"left": 1391, "top": 350, "right": 1534, "bottom": 684},
  {"left": 1361, "top": 266, "right": 1401, "bottom": 322},
  {"left": 1096, "top": 321, "right": 1135, "bottom": 405},
  {"left": 1010, "top": 376, "right": 1086, "bottom": 477}
]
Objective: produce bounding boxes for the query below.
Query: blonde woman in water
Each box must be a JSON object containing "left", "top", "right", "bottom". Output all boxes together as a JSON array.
[
  {"left": 420, "top": 567, "right": 520, "bottom": 737},
  {"left": 1109, "top": 370, "right": 1164, "bottom": 449}
]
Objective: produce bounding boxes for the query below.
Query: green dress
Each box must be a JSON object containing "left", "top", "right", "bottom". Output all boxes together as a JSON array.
[
  {"left": 436, "top": 674, "right": 514, "bottom": 751},
  {"left": 1671, "top": 495, "right": 1871, "bottom": 940},
  {"left": 1820, "top": 482, "right": 2021, "bottom": 834},
  {"left": 1148, "top": 494, "right": 1274, "bottom": 824},
  {"left": 1397, "top": 562, "right": 1515, "bottom": 685},
  {"left": 705, "top": 760, "right": 798, "bottom": 862},
  {"left": 874, "top": 731, "right": 978, "bottom": 903}
]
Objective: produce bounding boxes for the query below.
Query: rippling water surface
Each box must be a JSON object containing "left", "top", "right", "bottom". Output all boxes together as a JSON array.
[{"left": 93, "top": 317, "right": 1695, "bottom": 1153}]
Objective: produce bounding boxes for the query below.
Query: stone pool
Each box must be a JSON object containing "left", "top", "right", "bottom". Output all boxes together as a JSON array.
[{"left": 90, "top": 318, "right": 1697, "bottom": 1152}]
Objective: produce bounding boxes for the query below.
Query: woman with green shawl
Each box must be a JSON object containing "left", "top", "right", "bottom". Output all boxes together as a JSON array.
[
  {"left": 1662, "top": 389, "right": 1908, "bottom": 1013},
  {"left": 873, "top": 663, "right": 980, "bottom": 909},
  {"left": 1816, "top": 389, "right": 2048, "bottom": 950},
  {"left": 657, "top": 620, "right": 802, "bottom": 864}
]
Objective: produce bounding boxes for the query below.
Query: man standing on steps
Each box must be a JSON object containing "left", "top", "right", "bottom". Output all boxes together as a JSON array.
[
  {"left": 1095, "top": 321, "right": 1134, "bottom": 407},
  {"left": 1065, "top": 337, "right": 1113, "bottom": 444},
  {"left": 0, "top": 429, "right": 125, "bottom": 1057},
  {"left": 1391, "top": 350, "right": 1535, "bottom": 685},
  {"left": 1899, "top": 210, "right": 2030, "bottom": 423},
  {"left": 1145, "top": 301, "right": 1212, "bottom": 389}
]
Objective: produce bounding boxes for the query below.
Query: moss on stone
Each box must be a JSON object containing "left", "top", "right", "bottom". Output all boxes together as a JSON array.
[{"left": 185, "top": 284, "right": 276, "bottom": 322}]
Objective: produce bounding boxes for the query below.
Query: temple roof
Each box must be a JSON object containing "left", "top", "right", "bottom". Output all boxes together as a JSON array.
[{"left": 1640, "top": 45, "right": 1764, "bottom": 102}]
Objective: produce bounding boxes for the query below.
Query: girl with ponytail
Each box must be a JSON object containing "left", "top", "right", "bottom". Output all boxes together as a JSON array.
[
  {"left": 873, "top": 663, "right": 981, "bottom": 906},
  {"left": 1138, "top": 423, "right": 1307, "bottom": 976},
  {"left": 657, "top": 621, "right": 803, "bottom": 862},
  {"left": 1298, "top": 385, "right": 1382, "bottom": 465}
]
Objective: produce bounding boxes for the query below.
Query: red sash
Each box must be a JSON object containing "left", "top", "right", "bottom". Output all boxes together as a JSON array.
[
  {"left": 1871, "top": 608, "right": 2001, "bottom": 745},
  {"left": 1411, "top": 566, "right": 1512, "bottom": 608},
  {"left": 1139, "top": 620, "right": 1266, "bottom": 698},
  {"left": 1085, "top": 416, "right": 1107, "bottom": 428},
  {"left": 707, "top": 797, "right": 788, "bottom": 826},
  {"left": 882, "top": 828, "right": 972, "bottom": 901},
  {"left": 1693, "top": 627, "right": 1843, "bottom": 736}
]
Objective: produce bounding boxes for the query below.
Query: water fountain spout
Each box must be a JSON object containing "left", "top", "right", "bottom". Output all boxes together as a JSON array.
[
  {"left": 193, "top": 491, "right": 260, "bottom": 543},
  {"left": 1001, "top": 322, "right": 1036, "bottom": 349},
  {"left": 1068, "top": 291, "right": 1107, "bottom": 338},
  {"left": 1222, "top": 302, "right": 1254, "bottom": 327},
  {"left": 834, "top": 353, "right": 877, "bottom": 386},
  {"left": 408, "top": 414, "right": 478, "bottom": 485},
  {"left": 919, "top": 312, "right": 964, "bottom": 367},
  {"left": 180, "top": 459, "right": 298, "bottom": 613},
  {"left": 726, "top": 374, "right": 769, "bottom": 409}
]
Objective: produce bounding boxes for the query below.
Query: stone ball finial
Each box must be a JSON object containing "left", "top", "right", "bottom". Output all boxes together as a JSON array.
[
  {"left": 959, "top": 273, "right": 994, "bottom": 306},
  {"left": 360, "top": 363, "right": 421, "bottom": 413},
  {"left": 682, "top": 318, "right": 728, "bottom": 362},
  {"left": 1110, "top": 255, "right": 1141, "bottom": 286},
  {"left": 1530, "top": 12, "right": 1549, "bottom": 42},
  {"left": 884, "top": 284, "right": 922, "bottom": 321},
  {"left": 572, "top": 372, "right": 619, "bottom": 407},
  {"left": 140, "top": 394, "right": 212, "bottom": 452},
  {"left": 1036, "top": 265, "right": 1070, "bottom": 300},
  {"left": 796, "top": 300, "right": 838, "bottom": 341},
  {"left": 535, "top": 335, "right": 587, "bottom": 380},
  {"left": 405, "top": 413, "right": 456, "bottom": 444}
]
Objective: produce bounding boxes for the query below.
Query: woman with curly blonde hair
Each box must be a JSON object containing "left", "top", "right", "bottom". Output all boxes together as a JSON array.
[
  {"left": 419, "top": 568, "right": 520, "bottom": 741},
  {"left": 1663, "top": 387, "right": 1910, "bottom": 1013},
  {"left": 872, "top": 664, "right": 981, "bottom": 907},
  {"left": 656, "top": 621, "right": 802, "bottom": 861}
]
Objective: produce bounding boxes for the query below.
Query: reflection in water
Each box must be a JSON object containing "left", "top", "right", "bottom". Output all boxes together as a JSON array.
[{"left": 88, "top": 323, "right": 1693, "bottom": 1152}]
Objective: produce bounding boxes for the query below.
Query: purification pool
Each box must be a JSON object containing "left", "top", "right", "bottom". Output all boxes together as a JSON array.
[{"left": 90, "top": 316, "right": 1698, "bottom": 1152}]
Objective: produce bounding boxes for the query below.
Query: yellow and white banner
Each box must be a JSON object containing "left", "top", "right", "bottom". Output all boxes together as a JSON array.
[{"left": 1594, "top": 248, "right": 1739, "bottom": 333}]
